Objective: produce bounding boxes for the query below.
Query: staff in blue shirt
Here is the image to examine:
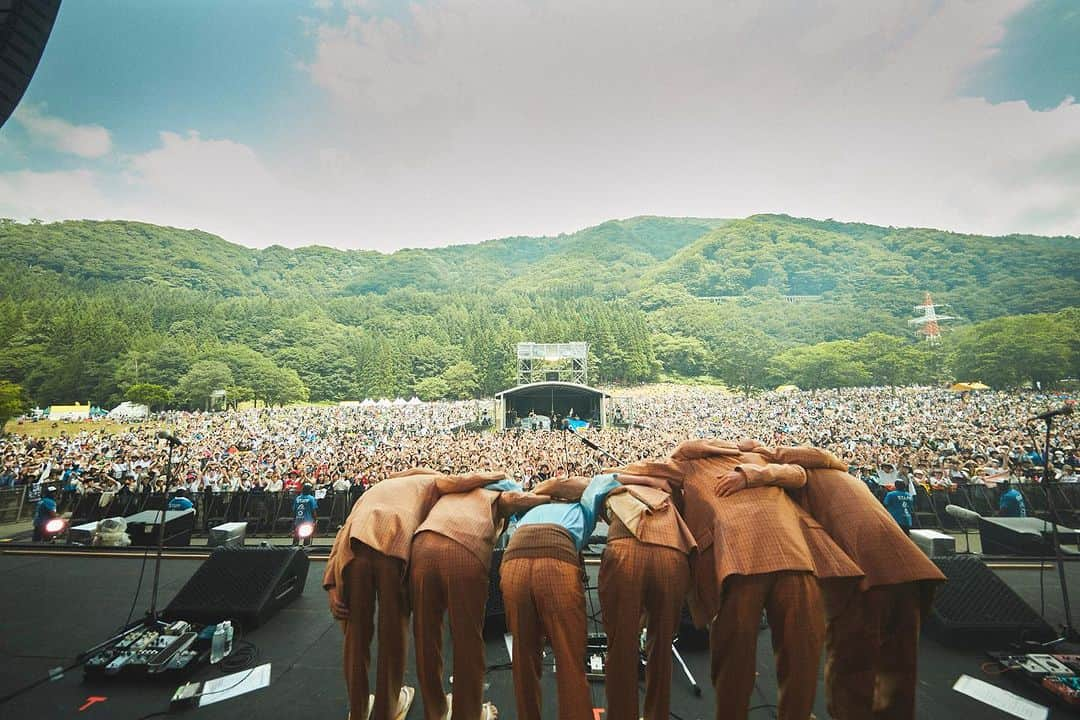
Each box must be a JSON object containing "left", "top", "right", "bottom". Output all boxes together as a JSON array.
[
  {"left": 999, "top": 479, "right": 1027, "bottom": 518},
  {"left": 293, "top": 483, "right": 318, "bottom": 546},
  {"left": 500, "top": 473, "right": 621, "bottom": 720},
  {"left": 883, "top": 479, "right": 914, "bottom": 535},
  {"left": 167, "top": 489, "right": 195, "bottom": 513},
  {"left": 32, "top": 486, "right": 59, "bottom": 542}
]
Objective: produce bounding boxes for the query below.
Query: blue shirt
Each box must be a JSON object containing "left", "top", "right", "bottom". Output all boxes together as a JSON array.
[
  {"left": 293, "top": 494, "right": 318, "bottom": 524},
  {"left": 999, "top": 488, "right": 1027, "bottom": 517},
  {"left": 34, "top": 497, "right": 57, "bottom": 526},
  {"left": 485, "top": 479, "right": 524, "bottom": 493},
  {"left": 883, "top": 490, "right": 913, "bottom": 528},
  {"left": 167, "top": 497, "right": 195, "bottom": 512},
  {"left": 514, "top": 473, "right": 621, "bottom": 551}
]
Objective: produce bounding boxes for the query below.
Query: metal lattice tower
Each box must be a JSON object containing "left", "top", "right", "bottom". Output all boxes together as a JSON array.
[
  {"left": 516, "top": 342, "right": 589, "bottom": 385},
  {"left": 909, "top": 292, "right": 957, "bottom": 344}
]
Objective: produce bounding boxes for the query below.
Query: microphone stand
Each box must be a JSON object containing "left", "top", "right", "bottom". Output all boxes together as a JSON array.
[
  {"left": 565, "top": 427, "right": 623, "bottom": 466},
  {"left": 147, "top": 437, "right": 177, "bottom": 622},
  {"left": 1034, "top": 413, "right": 1077, "bottom": 642}
]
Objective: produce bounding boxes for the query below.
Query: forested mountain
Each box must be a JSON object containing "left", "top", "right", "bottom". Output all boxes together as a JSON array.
[{"left": 0, "top": 214, "right": 1076, "bottom": 409}]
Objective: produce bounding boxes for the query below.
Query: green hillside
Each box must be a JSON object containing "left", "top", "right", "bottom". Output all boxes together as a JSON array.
[{"left": 0, "top": 214, "right": 1076, "bottom": 409}]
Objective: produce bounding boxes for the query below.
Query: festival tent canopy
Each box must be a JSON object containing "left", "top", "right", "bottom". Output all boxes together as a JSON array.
[
  {"left": 407, "top": 397, "right": 422, "bottom": 405},
  {"left": 45, "top": 403, "right": 91, "bottom": 421},
  {"left": 392, "top": 398, "right": 407, "bottom": 406},
  {"left": 360, "top": 399, "right": 376, "bottom": 407},
  {"left": 950, "top": 382, "right": 990, "bottom": 392},
  {"left": 376, "top": 399, "right": 392, "bottom": 407},
  {"left": 107, "top": 402, "right": 148, "bottom": 420}
]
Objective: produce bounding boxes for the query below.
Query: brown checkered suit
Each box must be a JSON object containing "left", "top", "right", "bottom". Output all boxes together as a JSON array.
[
  {"left": 324, "top": 468, "right": 507, "bottom": 720},
  {"left": 500, "top": 524, "right": 593, "bottom": 720},
  {"left": 600, "top": 501, "right": 692, "bottom": 720},
  {"left": 623, "top": 444, "right": 863, "bottom": 720},
  {"left": 410, "top": 486, "right": 546, "bottom": 720},
  {"left": 757, "top": 446, "right": 946, "bottom": 720}
]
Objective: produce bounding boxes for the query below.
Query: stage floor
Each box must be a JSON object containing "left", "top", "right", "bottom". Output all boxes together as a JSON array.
[{"left": 2, "top": 550, "right": 1080, "bottom": 719}]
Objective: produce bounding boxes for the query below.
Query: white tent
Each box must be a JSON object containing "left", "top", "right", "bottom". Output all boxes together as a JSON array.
[
  {"left": 392, "top": 398, "right": 407, "bottom": 406},
  {"left": 108, "top": 402, "right": 149, "bottom": 420},
  {"left": 47, "top": 403, "right": 91, "bottom": 421},
  {"left": 360, "top": 398, "right": 376, "bottom": 407},
  {"left": 376, "top": 399, "right": 392, "bottom": 407},
  {"left": 407, "top": 397, "right": 422, "bottom": 405}
]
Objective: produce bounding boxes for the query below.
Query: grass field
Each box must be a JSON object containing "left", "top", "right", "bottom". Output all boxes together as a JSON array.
[{"left": 2, "top": 419, "right": 151, "bottom": 439}]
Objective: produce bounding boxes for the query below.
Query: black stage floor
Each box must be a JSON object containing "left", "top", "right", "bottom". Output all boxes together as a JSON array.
[{"left": 3, "top": 550, "right": 1080, "bottom": 719}]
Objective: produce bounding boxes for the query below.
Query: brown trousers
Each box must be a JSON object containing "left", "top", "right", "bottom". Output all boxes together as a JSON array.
[
  {"left": 823, "top": 581, "right": 923, "bottom": 720},
  {"left": 709, "top": 571, "right": 824, "bottom": 720},
  {"left": 343, "top": 540, "right": 409, "bottom": 720},
  {"left": 599, "top": 538, "right": 691, "bottom": 720},
  {"left": 410, "top": 532, "right": 490, "bottom": 720},
  {"left": 501, "top": 556, "right": 592, "bottom": 720}
]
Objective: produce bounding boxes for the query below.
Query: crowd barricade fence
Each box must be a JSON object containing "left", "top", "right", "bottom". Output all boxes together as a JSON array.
[{"left": 8, "top": 481, "right": 1076, "bottom": 538}]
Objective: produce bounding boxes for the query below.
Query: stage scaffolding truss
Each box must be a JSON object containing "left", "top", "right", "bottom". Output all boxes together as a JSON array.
[{"left": 516, "top": 342, "right": 588, "bottom": 385}]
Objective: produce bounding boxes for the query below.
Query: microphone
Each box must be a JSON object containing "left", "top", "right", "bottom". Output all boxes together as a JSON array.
[
  {"left": 945, "top": 504, "right": 982, "bottom": 525},
  {"left": 1027, "top": 402, "right": 1075, "bottom": 422},
  {"left": 156, "top": 431, "right": 183, "bottom": 446},
  {"left": 577, "top": 435, "right": 602, "bottom": 452}
]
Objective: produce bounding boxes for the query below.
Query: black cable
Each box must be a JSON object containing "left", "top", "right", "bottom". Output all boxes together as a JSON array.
[
  {"left": 134, "top": 712, "right": 171, "bottom": 720},
  {"left": 0, "top": 659, "right": 83, "bottom": 705},
  {"left": 1040, "top": 554, "right": 1047, "bottom": 620},
  {"left": 123, "top": 542, "right": 153, "bottom": 629},
  {"left": 220, "top": 639, "right": 258, "bottom": 672}
]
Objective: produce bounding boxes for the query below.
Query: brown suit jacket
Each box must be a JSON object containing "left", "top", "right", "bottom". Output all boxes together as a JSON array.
[
  {"left": 672, "top": 451, "right": 862, "bottom": 584},
  {"left": 761, "top": 446, "right": 946, "bottom": 595},
  {"left": 606, "top": 485, "right": 697, "bottom": 555},
  {"left": 323, "top": 468, "right": 506, "bottom": 592},
  {"left": 623, "top": 443, "right": 863, "bottom": 624},
  {"left": 415, "top": 486, "right": 544, "bottom": 569}
]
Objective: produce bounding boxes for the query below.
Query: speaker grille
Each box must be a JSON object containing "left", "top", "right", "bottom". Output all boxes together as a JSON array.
[
  {"left": 165, "top": 547, "right": 309, "bottom": 629},
  {"left": 0, "top": 0, "right": 61, "bottom": 126},
  {"left": 928, "top": 555, "right": 1054, "bottom": 647}
]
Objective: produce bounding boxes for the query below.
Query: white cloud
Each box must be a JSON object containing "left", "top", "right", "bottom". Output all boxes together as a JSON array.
[
  {"left": 0, "top": 169, "right": 109, "bottom": 218},
  {"left": 297, "top": 0, "right": 1080, "bottom": 245},
  {"left": 13, "top": 104, "right": 112, "bottom": 159},
  {"left": 4, "top": 1, "right": 1079, "bottom": 248}
]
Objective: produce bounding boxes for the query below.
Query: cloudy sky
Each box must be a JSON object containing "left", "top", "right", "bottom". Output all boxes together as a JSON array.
[{"left": 0, "top": 0, "right": 1078, "bottom": 250}]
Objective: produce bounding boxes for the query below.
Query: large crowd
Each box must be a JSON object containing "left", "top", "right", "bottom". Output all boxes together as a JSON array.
[{"left": 1, "top": 386, "right": 1077, "bottom": 499}]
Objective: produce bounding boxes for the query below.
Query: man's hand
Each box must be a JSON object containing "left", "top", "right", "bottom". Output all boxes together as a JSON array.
[
  {"left": 328, "top": 586, "right": 349, "bottom": 620},
  {"left": 738, "top": 439, "right": 766, "bottom": 453},
  {"left": 533, "top": 476, "right": 590, "bottom": 501},
  {"left": 715, "top": 469, "right": 748, "bottom": 497}
]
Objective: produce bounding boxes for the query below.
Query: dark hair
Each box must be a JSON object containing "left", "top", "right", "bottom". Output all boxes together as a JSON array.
[
  {"left": 302, "top": 483, "right": 314, "bottom": 495},
  {"left": 894, "top": 479, "right": 908, "bottom": 492}
]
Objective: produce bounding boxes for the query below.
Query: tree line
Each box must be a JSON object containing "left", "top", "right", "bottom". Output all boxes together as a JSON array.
[{"left": 0, "top": 215, "right": 1076, "bottom": 419}]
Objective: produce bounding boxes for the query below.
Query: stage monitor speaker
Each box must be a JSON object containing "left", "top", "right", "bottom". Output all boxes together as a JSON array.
[
  {"left": 926, "top": 555, "right": 1054, "bottom": 647},
  {"left": 125, "top": 509, "right": 195, "bottom": 547},
  {"left": 484, "top": 548, "right": 506, "bottom": 635},
  {"left": 545, "top": 371, "right": 560, "bottom": 382},
  {"left": 978, "top": 516, "right": 1080, "bottom": 556},
  {"left": 164, "top": 547, "right": 310, "bottom": 630},
  {"left": 0, "top": 0, "right": 61, "bottom": 126}
]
